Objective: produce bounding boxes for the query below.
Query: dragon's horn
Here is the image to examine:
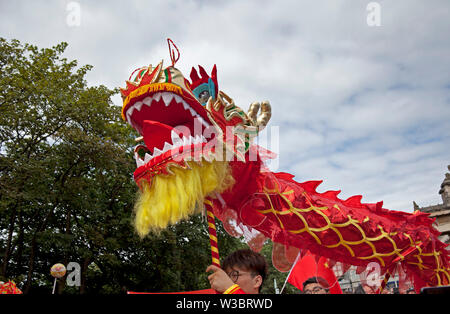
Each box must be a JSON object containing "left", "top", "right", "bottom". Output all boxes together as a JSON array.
[
  {"left": 198, "top": 65, "right": 209, "bottom": 79},
  {"left": 247, "top": 102, "right": 260, "bottom": 125},
  {"left": 190, "top": 67, "right": 200, "bottom": 83},
  {"left": 257, "top": 101, "right": 272, "bottom": 129}
]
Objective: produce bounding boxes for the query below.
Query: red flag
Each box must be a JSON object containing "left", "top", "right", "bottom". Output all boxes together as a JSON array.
[{"left": 287, "top": 252, "right": 342, "bottom": 294}]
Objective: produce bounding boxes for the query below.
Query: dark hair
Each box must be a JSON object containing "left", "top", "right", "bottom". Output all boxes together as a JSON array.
[
  {"left": 303, "top": 277, "right": 330, "bottom": 290},
  {"left": 222, "top": 249, "right": 268, "bottom": 288}
]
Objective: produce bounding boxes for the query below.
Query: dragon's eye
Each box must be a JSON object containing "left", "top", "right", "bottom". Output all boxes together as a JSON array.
[{"left": 198, "top": 90, "right": 210, "bottom": 104}]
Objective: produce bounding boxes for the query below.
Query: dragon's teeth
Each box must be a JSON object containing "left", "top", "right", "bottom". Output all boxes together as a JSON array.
[
  {"left": 171, "top": 130, "right": 183, "bottom": 146},
  {"left": 135, "top": 153, "right": 145, "bottom": 167},
  {"left": 153, "top": 147, "right": 162, "bottom": 157},
  {"left": 135, "top": 101, "right": 143, "bottom": 111},
  {"left": 174, "top": 95, "right": 183, "bottom": 104},
  {"left": 197, "top": 116, "right": 209, "bottom": 128},
  {"left": 153, "top": 93, "right": 162, "bottom": 102},
  {"left": 143, "top": 153, "right": 152, "bottom": 163},
  {"left": 126, "top": 107, "right": 134, "bottom": 123},
  {"left": 161, "top": 92, "right": 173, "bottom": 106},
  {"left": 143, "top": 97, "right": 152, "bottom": 106},
  {"left": 162, "top": 142, "right": 173, "bottom": 153},
  {"left": 182, "top": 102, "right": 189, "bottom": 110},
  {"left": 189, "top": 108, "right": 196, "bottom": 116}
]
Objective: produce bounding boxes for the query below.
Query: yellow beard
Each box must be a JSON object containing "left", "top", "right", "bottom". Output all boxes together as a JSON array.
[{"left": 133, "top": 160, "right": 234, "bottom": 238}]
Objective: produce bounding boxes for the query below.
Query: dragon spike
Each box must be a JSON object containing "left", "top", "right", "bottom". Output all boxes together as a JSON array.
[
  {"left": 140, "top": 61, "right": 163, "bottom": 86},
  {"left": 376, "top": 201, "right": 383, "bottom": 212},
  {"left": 320, "top": 190, "right": 342, "bottom": 200},
  {"left": 301, "top": 180, "right": 323, "bottom": 193},
  {"left": 120, "top": 61, "right": 163, "bottom": 99},
  {"left": 343, "top": 195, "right": 364, "bottom": 207},
  {"left": 189, "top": 65, "right": 219, "bottom": 100},
  {"left": 198, "top": 65, "right": 209, "bottom": 80},
  {"left": 190, "top": 66, "right": 200, "bottom": 83},
  {"left": 211, "top": 64, "right": 218, "bottom": 99}
]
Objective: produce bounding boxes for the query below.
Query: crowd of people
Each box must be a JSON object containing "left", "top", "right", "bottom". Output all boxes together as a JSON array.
[{"left": 207, "top": 249, "right": 418, "bottom": 294}]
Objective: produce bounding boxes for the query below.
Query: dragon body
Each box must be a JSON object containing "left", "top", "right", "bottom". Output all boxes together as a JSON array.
[{"left": 120, "top": 46, "right": 449, "bottom": 292}]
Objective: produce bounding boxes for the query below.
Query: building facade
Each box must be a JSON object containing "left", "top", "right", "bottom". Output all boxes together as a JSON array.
[{"left": 415, "top": 165, "right": 450, "bottom": 245}]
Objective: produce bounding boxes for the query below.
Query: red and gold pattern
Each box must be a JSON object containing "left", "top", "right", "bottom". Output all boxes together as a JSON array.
[
  {"left": 121, "top": 41, "right": 449, "bottom": 293},
  {"left": 223, "top": 284, "right": 246, "bottom": 294},
  {"left": 207, "top": 167, "right": 450, "bottom": 292},
  {"left": 0, "top": 281, "right": 22, "bottom": 294},
  {"left": 205, "top": 200, "right": 220, "bottom": 268}
]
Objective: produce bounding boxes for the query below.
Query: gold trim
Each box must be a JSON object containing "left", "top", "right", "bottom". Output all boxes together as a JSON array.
[{"left": 223, "top": 284, "right": 240, "bottom": 294}]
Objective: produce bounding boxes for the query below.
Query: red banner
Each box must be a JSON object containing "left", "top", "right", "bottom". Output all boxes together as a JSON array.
[{"left": 288, "top": 252, "right": 342, "bottom": 294}]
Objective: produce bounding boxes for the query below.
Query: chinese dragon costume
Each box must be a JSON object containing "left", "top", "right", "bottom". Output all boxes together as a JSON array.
[{"left": 120, "top": 40, "right": 449, "bottom": 293}]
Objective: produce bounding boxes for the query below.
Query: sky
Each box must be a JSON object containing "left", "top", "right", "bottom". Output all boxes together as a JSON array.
[{"left": 1, "top": 0, "right": 449, "bottom": 212}]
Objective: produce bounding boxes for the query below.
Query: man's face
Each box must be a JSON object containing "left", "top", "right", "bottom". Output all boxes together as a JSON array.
[
  {"left": 225, "top": 266, "right": 262, "bottom": 294},
  {"left": 303, "top": 283, "right": 328, "bottom": 294}
]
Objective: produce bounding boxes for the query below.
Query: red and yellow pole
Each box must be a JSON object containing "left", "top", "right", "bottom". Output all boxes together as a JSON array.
[
  {"left": 204, "top": 200, "right": 220, "bottom": 268},
  {"left": 377, "top": 267, "right": 393, "bottom": 294}
]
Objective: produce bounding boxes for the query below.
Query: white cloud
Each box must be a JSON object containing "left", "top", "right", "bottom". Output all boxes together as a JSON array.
[{"left": 1, "top": 0, "right": 449, "bottom": 213}]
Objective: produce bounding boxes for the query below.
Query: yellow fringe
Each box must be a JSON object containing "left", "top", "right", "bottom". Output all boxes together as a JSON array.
[{"left": 133, "top": 160, "right": 234, "bottom": 238}]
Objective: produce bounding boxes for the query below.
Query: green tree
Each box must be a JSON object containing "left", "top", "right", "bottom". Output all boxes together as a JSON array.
[
  {"left": 0, "top": 37, "right": 137, "bottom": 293},
  {"left": 0, "top": 38, "right": 245, "bottom": 294}
]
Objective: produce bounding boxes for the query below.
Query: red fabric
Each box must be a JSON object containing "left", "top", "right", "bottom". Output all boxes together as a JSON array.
[
  {"left": 223, "top": 284, "right": 246, "bottom": 294},
  {"left": 228, "top": 287, "right": 246, "bottom": 294},
  {"left": 287, "top": 252, "right": 342, "bottom": 294},
  {"left": 0, "top": 281, "right": 22, "bottom": 294},
  {"left": 212, "top": 162, "right": 450, "bottom": 290},
  {"left": 127, "top": 289, "right": 216, "bottom": 294}
]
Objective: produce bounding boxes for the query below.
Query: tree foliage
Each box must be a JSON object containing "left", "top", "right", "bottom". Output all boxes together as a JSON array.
[
  {"left": 0, "top": 38, "right": 292, "bottom": 294},
  {"left": 0, "top": 38, "right": 247, "bottom": 294}
]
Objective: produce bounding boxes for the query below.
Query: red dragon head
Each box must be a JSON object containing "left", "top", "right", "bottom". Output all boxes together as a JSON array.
[
  {"left": 120, "top": 42, "right": 271, "bottom": 236},
  {"left": 121, "top": 62, "right": 271, "bottom": 187}
]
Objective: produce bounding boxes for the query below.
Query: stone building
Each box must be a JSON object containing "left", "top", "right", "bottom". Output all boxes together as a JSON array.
[{"left": 415, "top": 165, "right": 450, "bottom": 245}]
